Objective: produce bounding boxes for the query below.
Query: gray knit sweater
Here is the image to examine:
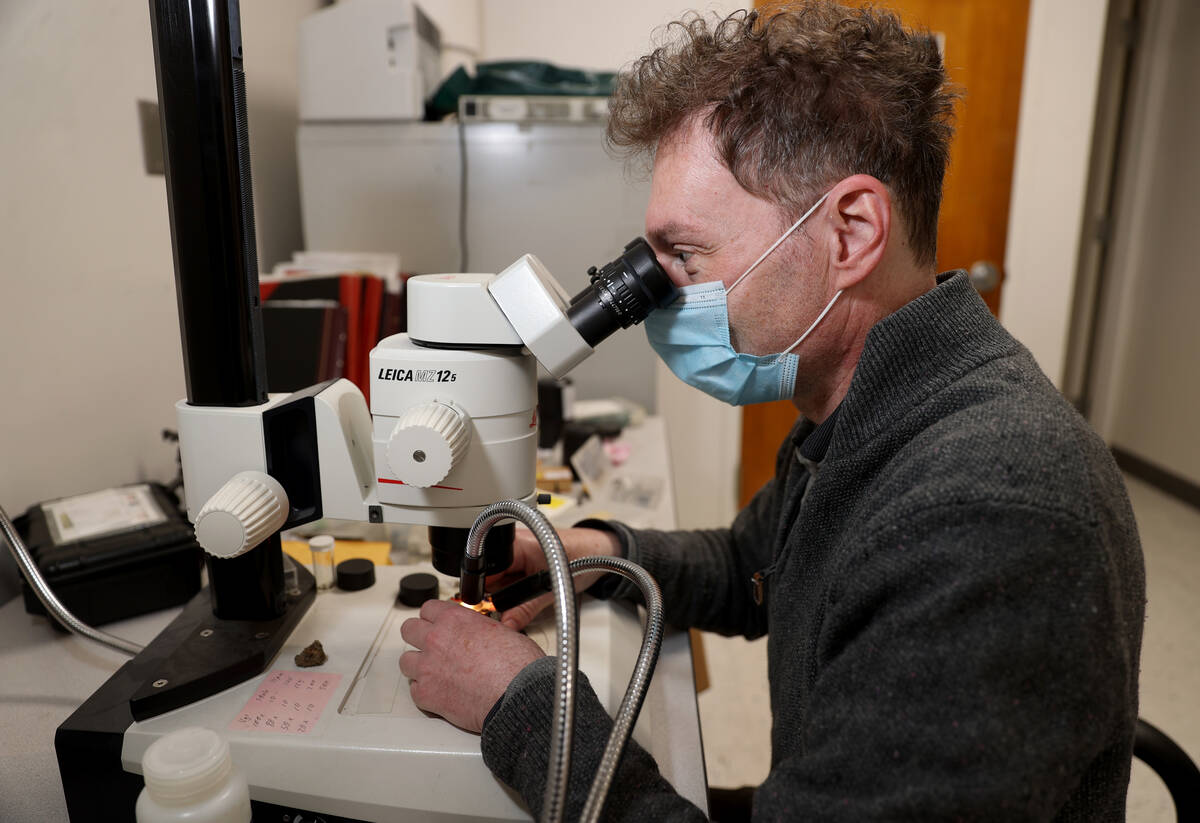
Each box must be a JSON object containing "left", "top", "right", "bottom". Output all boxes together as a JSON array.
[{"left": 481, "top": 274, "right": 1145, "bottom": 821}]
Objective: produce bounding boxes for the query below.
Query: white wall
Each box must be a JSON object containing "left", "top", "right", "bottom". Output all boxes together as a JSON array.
[
  {"left": 243, "top": 3, "right": 322, "bottom": 268},
  {"left": 480, "top": 0, "right": 743, "bottom": 72},
  {"left": 1002, "top": 0, "right": 1200, "bottom": 485},
  {"left": 0, "top": 0, "right": 317, "bottom": 517},
  {"left": 1000, "top": 0, "right": 1111, "bottom": 387},
  {"left": 1088, "top": 0, "right": 1200, "bottom": 484},
  {"left": 418, "top": 0, "right": 483, "bottom": 76}
]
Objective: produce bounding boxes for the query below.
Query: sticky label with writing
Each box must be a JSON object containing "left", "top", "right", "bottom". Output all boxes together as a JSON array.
[{"left": 229, "top": 670, "right": 342, "bottom": 735}]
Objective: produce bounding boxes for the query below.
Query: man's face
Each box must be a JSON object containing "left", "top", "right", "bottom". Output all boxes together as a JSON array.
[{"left": 644, "top": 117, "right": 831, "bottom": 356}]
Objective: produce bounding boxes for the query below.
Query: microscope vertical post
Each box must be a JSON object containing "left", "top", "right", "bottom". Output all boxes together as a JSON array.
[{"left": 150, "top": 0, "right": 283, "bottom": 619}]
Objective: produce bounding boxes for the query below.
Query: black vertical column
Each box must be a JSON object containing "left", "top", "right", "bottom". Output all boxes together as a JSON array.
[{"left": 150, "top": 0, "right": 283, "bottom": 619}]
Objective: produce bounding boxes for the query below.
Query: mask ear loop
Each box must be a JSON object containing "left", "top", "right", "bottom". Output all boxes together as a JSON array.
[
  {"left": 776, "top": 288, "right": 844, "bottom": 361},
  {"left": 725, "top": 191, "right": 832, "bottom": 295}
]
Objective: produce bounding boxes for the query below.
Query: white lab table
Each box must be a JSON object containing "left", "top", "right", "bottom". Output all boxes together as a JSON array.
[
  {"left": 0, "top": 600, "right": 174, "bottom": 821},
  {"left": 0, "top": 417, "right": 703, "bottom": 821}
]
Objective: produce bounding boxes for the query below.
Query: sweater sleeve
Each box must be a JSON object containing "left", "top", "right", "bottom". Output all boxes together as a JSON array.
[
  {"left": 755, "top": 499, "right": 1141, "bottom": 821},
  {"left": 481, "top": 656, "right": 707, "bottom": 822},
  {"left": 584, "top": 461, "right": 792, "bottom": 639}
]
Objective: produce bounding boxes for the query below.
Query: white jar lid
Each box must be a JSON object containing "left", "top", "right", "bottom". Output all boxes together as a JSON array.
[
  {"left": 308, "top": 535, "right": 335, "bottom": 552},
  {"left": 142, "top": 727, "right": 233, "bottom": 805}
]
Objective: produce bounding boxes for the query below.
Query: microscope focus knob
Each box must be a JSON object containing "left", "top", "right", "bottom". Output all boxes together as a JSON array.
[
  {"left": 194, "top": 471, "right": 290, "bottom": 558},
  {"left": 386, "top": 402, "right": 470, "bottom": 488}
]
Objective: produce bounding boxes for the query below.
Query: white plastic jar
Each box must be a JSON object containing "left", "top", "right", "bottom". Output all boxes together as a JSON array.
[{"left": 136, "top": 726, "right": 251, "bottom": 823}]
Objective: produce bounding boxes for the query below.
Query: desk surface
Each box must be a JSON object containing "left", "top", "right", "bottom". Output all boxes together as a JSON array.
[
  {"left": 0, "top": 600, "right": 174, "bottom": 821},
  {"left": 0, "top": 417, "right": 694, "bottom": 822}
]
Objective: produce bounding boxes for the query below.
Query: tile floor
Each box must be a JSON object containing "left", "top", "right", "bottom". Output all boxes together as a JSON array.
[{"left": 695, "top": 474, "right": 1199, "bottom": 820}]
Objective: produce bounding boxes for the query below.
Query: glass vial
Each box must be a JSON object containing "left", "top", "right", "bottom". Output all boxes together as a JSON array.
[{"left": 309, "top": 535, "right": 336, "bottom": 590}]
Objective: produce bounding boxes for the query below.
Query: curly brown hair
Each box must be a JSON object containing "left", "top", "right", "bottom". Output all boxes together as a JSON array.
[{"left": 606, "top": 2, "right": 958, "bottom": 267}]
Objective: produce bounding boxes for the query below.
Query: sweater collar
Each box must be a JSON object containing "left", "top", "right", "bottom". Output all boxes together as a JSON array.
[
  {"left": 826, "top": 272, "right": 1020, "bottom": 458},
  {"left": 798, "top": 404, "right": 841, "bottom": 463}
]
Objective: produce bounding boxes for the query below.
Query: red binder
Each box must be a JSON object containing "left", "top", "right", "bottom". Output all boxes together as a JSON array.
[
  {"left": 261, "top": 273, "right": 368, "bottom": 398},
  {"left": 262, "top": 257, "right": 404, "bottom": 407}
]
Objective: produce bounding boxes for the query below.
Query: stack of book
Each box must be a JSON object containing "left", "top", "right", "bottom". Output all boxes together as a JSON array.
[{"left": 261, "top": 252, "right": 413, "bottom": 404}]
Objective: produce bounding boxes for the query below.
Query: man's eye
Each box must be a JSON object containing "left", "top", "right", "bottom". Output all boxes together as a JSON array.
[{"left": 676, "top": 251, "right": 692, "bottom": 265}]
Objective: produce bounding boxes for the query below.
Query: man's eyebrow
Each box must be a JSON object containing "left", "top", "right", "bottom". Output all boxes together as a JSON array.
[{"left": 646, "top": 221, "right": 701, "bottom": 247}]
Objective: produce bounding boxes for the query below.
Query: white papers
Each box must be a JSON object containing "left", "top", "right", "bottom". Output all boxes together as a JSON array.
[{"left": 43, "top": 484, "right": 166, "bottom": 545}]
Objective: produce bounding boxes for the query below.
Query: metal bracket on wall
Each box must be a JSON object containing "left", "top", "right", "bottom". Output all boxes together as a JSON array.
[{"left": 138, "top": 100, "right": 164, "bottom": 175}]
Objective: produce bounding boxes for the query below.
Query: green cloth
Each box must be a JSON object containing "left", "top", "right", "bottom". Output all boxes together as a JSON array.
[{"left": 428, "top": 61, "right": 615, "bottom": 119}]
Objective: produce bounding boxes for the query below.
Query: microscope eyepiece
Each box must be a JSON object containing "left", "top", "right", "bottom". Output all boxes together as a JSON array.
[{"left": 566, "top": 238, "right": 677, "bottom": 348}]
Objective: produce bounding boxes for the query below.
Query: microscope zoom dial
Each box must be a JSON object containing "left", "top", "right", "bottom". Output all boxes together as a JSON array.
[
  {"left": 386, "top": 402, "right": 470, "bottom": 488},
  {"left": 193, "top": 470, "right": 290, "bottom": 558}
]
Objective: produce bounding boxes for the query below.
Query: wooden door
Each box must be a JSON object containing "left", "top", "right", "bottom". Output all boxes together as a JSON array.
[{"left": 740, "top": 0, "right": 1030, "bottom": 507}]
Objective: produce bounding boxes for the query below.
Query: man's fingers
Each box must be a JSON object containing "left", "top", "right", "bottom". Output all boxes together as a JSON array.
[
  {"left": 499, "top": 592, "right": 554, "bottom": 630},
  {"left": 487, "top": 531, "right": 546, "bottom": 586},
  {"left": 398, "top": 649, "right": 420, "bottom": 680},
  {"left": 419, "top": 598, "right": 457, "bottom": 621},
  {"left": 400, "top": 615, "right": 432, "bottom": 650},
  {"left": 494, "top": 565, "right": 613, "bottom": 629},
  {"left": 485, "top": 570, "right": 525, "bottom": 589}
]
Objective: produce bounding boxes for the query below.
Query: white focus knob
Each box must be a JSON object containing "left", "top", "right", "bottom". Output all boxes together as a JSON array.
[
  {"left": 386, "top": 402, "right": 470, "bottom": 488},
  {"left": 194, "top": 471, "right": 289, "bottom": 558}
]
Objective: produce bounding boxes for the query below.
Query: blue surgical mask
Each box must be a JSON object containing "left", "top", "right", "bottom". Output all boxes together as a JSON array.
[{"left": 645, "top": 192, "right": 843, "bottom": 406}]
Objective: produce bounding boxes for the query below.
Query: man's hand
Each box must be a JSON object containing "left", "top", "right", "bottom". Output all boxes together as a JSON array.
[
  {"left": 399, "top": 599, "right": 544, "bottom": 733},
  {"left": 486, "top": 525, "right": 622, "bottom": 631}
]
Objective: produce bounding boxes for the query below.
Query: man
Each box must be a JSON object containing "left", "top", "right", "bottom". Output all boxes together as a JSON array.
[{"left": 399, "top": 4, "right": 1145, "bottom": 820}]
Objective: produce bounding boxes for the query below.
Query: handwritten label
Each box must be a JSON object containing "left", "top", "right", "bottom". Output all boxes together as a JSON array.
[{"left": 229, "top": 670, "right": 342, "bottom": 735}]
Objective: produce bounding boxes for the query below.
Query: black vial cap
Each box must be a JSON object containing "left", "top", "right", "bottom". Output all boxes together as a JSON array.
[
  {"left": 336, "top": 558, "right": 376, "bottom": 591},
  {"left": 399, "top": 573, "right": 439, "bottom": 608}
]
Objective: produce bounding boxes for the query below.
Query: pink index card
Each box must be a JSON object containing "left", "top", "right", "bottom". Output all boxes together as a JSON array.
[{"left": 229, "top": 670, "right": 342, "bottom": 735}]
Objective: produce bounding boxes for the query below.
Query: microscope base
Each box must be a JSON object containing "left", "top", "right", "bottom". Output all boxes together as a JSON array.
[{"left": 54, "top": 570, "right": 317, "bottom": 821}]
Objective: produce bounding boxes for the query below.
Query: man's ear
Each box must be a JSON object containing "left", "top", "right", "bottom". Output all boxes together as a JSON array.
[{"left": 825, "top": 175, "right": 890, "bottom": 290}]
